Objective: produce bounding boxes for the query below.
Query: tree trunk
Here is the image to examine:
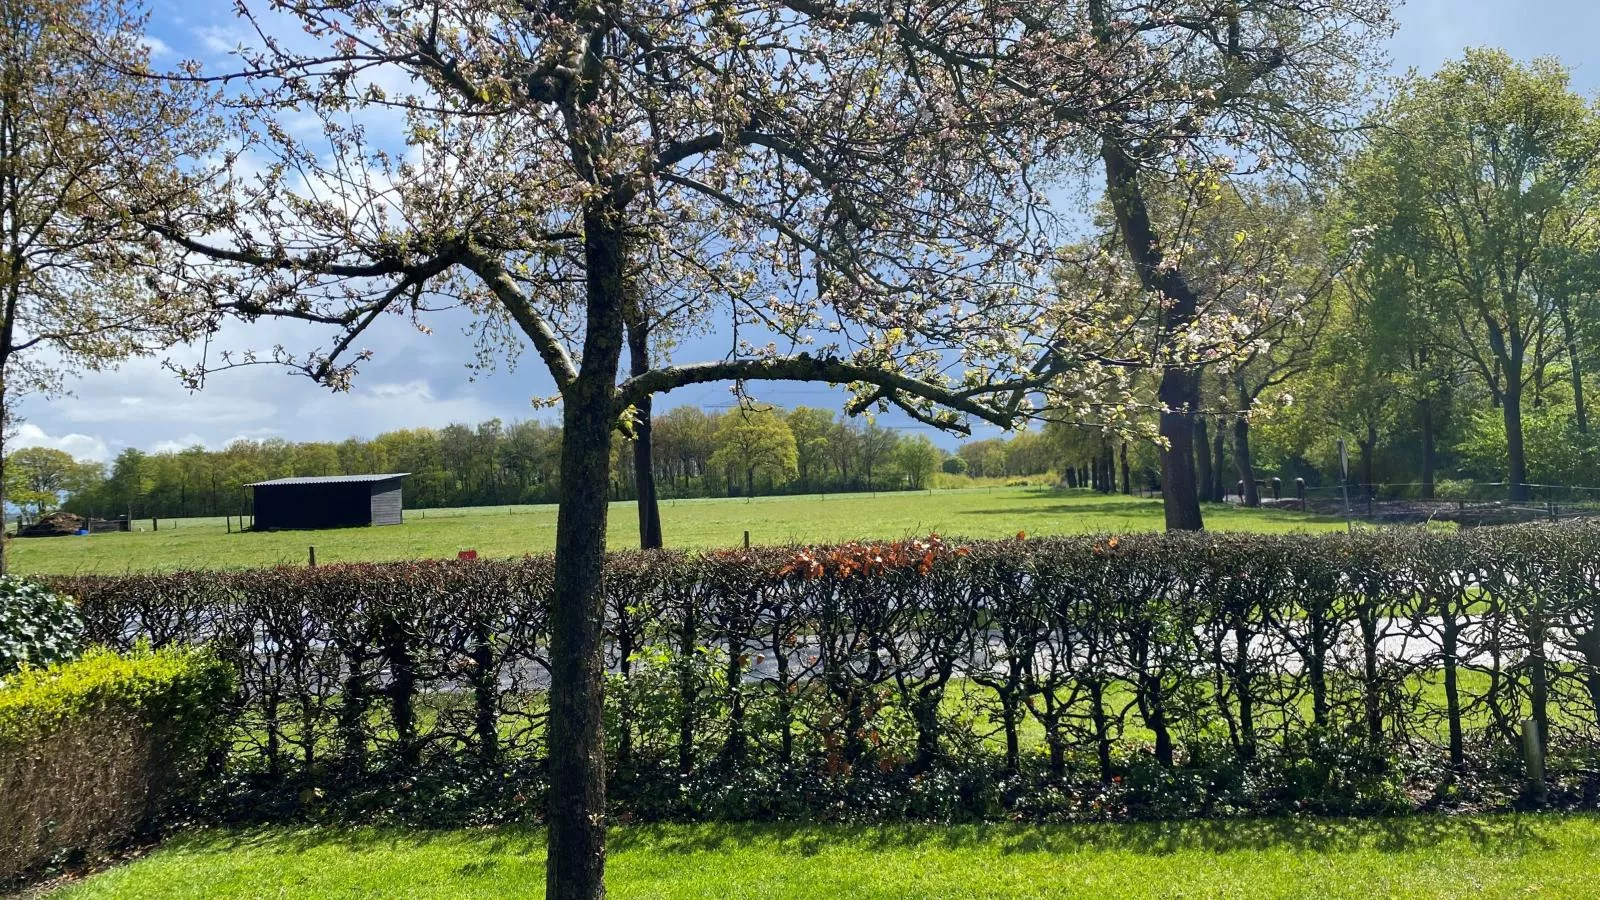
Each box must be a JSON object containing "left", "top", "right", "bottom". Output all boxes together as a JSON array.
[
  {"left": 626, "top": 319, "right": 662, "bottom": 549},
  {"left": 1097, "top": 136, "right": 1202, "bottom": 530},
  {"left": 1234, "top": 416, "right": 1259, "bottom": 508},
  {"left": 1419, "top": 397, "right": 1436, "bottom": 500},
  {"left": 1358, "top": 421, "right": 1377, "bottom": 504},
  {"left": 1504, "top": 386, "right": 1530, "bottom": 502},
  {"left": 1559, "top": 303, "right": 1588, "bottom": 433},
  {"left": 1194, "top": 416, "right": 1213, "bottom": 505},
  {"left": 1211, "top": 426, "right": 1226, "bottom": 502},
  {"left": 546, "top": 207, "right": 627, "bottom": 900},
  {"left": 1119, "top": 441, "right": 1131, "bottom": 495}
]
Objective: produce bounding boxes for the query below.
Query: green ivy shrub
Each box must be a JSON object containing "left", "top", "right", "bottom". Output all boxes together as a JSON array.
[{"left": 0, "top": 576, "right": 83, "bottom": 680}]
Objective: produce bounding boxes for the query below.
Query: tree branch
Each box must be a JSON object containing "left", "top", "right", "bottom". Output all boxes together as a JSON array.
[{"left": 616, "top": 355, "right": 1025, "bottom": 432}]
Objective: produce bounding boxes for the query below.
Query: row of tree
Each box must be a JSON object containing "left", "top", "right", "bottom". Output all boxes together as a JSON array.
[
  {"left": 1040, "top": 50, "right": 1600, "bottom": 509},
  {"left": 26, "top": 409, "right": 1052, "bottom": 521}
]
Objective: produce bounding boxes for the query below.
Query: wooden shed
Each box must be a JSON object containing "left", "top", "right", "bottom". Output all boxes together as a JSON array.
[{"left": 248, "top": 473, "right": 409, "bottom": 530}]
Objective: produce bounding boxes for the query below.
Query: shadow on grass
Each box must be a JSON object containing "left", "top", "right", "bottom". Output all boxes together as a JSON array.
[{"left": 168, "top": 813, "right": 1570, "bottom": 864}]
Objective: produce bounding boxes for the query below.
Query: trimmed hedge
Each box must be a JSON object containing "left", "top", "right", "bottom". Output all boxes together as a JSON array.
[
  {"left": 0, "top": 645, "right": 233, "bottom": 884},
  {"left": 43, "top": 522, "right": 1600, "bottom": 825}
]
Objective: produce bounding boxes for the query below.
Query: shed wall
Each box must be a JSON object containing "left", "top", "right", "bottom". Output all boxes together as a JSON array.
[
  {"left": 253, "top": 482, "right": 374, "bottom": 530},
  {"left": 369, "top": 481, "right": 403, "bottom": 526}
]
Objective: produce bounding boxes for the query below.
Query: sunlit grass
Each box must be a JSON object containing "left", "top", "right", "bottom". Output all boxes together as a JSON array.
[
  {"left": 51, "top": 815, "right": 1600, "bottom": 899},
  {"left": 14, "top": 487, "right": 1343, "bottom": 574}
]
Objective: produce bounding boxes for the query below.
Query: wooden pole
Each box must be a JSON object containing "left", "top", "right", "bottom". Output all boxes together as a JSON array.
[
  {"left": 743, "top": 530, "right": 751, "bottom": 550},
  {"left": 309, "top": 545, "right": 317, "bottom": 567}
]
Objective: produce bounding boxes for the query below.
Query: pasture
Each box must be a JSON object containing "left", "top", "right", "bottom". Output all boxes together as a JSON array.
[{"left": 11, "top": 487, "right": 1341, "bottom": 574}]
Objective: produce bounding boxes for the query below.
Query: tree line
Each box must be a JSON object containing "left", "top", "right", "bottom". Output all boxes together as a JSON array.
[{"left": 24, "top": 407, "right": 1055, "bottom": 521}]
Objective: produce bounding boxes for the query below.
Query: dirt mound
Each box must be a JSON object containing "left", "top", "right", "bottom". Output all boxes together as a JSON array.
[{"left": 17, "top": 512, "right": 86, "bottom": 537}]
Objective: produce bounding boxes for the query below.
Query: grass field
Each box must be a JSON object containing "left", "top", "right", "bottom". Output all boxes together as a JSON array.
[
  {"left": 49, "top": 815, "right": 1600, "bottom": 899},
  {"left": 11, "top": 488, "right": 1342, "bottom": 574}
]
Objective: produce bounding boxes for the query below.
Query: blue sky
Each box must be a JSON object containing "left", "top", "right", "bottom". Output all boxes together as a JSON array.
[{"left": 18, "top": 0, "right": 1600, "bottom": 464}]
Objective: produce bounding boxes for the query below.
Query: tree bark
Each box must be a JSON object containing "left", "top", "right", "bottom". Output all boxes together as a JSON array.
[
  {"left": 1358, "top": 421, "right": 1377, "bottom": 503},
  {"left": 1098, "top": 139, "right": 1203, "bottom": 530},
  {"left": 1504, "top": 386, "right": 1530, "bottom": 502},
  {"left": 1419, "top": 397, "right": 1436, "bottom": 500},
  {"left": 1234, "top": 416, "right": 1259, "bottom": 508},
  {"left": 546, "top": 206, "right": 627, "bottom": 900},
  {"left": 1559, "top": 302, "right": 1588, "bottom": 434},
  {"left": 626, "top": 319, "right": 662, "bottom": 549},
  {"left": 1194, "top": 416, "right": 1213, "bottom": 505},
  {"left": 1119, "top": 441, "right": 1131, "bottom": 495},
  {"left": 1211, "top": 426, "right": 1226, "bottom": 503}
]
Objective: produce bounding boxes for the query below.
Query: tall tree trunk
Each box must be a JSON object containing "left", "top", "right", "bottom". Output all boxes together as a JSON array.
[
  {"left": 1559, "top": 303, "right": 1588, "bottom": 433},
  {"left": 1419, "top": 397, "right": 1436, "bottom": 501},
  {"left": 626, "top": 319, "right": 662, "bottom": 549},
  {"left": 1194, "top": 416, "right": 1213, "bottom": 505},
  {"left": 1504, "top": 386, "right": 1530, "bottom": 502},
  {"left": 1234, "top": 416, "right": 1259, "bottom": 508},
  {"left": 1097, "top": 135, "right": 1203, "bottom": 530},
  {"left": 546, "top": 207, "right": 627, "bottom": 900},
  {"left": 1211, "top": 426, "right": 1226, "bottom": 502},
  {"left": 1358, "top": 421, "right": 1377, "bottom": 504},
  {"left": 1119, "top": 441, "right": 1131, "bottom": 495}
]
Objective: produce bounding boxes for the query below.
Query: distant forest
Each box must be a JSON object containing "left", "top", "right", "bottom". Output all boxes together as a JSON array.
[{"left": 51, "top": 405, "right": 1057, "bottom": 520}]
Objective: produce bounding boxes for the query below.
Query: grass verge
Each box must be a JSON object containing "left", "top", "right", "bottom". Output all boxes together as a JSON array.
[{"left": 49, "top": 814, "right": 1600, "bottom": 899}]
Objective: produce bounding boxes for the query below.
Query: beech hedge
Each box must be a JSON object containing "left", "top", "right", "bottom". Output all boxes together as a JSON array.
[{"left": 43, "top": 522, "right": 1600, "bottom": 825}]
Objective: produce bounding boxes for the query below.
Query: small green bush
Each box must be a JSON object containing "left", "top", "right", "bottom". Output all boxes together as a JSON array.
[{"left": 0, "top": 576, "right": 83, "bottom": 680}]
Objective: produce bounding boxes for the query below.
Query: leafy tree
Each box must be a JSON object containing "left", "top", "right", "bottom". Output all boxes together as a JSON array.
[
  {"left": 709, "top": 406, "right": 798, "bottom": 498},
  {"left": 893, "top": 435, "right": 941, "bottom": 490},
  {"left": 1360, "top": 50, "right": 1600, "bottom": 500},
  {"left": 857, "top": 422, "right": 901, "bottom": 491},
  {"left": 4, "top": 447, "right": 96, "bottom": 518},
  {"left": 0, "top": 0, "right": 212, "bottom": 568},
  {"left": 786, "top": 407, "right": 834, "bottom": 489},
  {"left": 941, "top": 455, "right": 968, "bottom": 476},
  {"left": 1056, "top": 0, "right": 1394, "bottom": 529},
  {"left": 136, "top": 1, "right": 1394, "bottom": 890},
  {"left": 959, "top": 438, "right": 1010, "bottom": 478}
]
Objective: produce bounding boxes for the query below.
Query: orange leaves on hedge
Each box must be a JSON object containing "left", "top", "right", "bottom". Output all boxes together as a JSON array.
[{"left": 779, "top": 534, "right": 969, "bottom": 581}]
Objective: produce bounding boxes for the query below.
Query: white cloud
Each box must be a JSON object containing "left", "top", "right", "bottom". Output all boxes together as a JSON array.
[
  {"left": 139, "top": 35, "right": 173, "bottom": 58},
  {"left": 10, "top": 424, "right": 112, "bottom": 463}
]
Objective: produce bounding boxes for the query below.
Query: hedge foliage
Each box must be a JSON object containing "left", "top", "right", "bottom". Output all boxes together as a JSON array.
[
  {"left": 0, "top": 645, "right": 234, "bottom": 883},
  {"left": 44, "top": 522, "right": 1600, "bottom": 826},
  {"left": 0, "top": 576, "right": 83, "bottom": 679}
]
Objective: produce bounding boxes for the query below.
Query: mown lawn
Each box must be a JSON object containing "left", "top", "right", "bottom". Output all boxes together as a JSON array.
[
  {"left": 50, "top": 815, "right": 1600, "bottom": 898},
  {"left": 12, "top": 488, "right": 1340, "bottom": 574}
]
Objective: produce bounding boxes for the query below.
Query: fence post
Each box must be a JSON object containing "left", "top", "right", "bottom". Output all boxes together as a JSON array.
[
  {"left": 743, "top": 530, "right": 751, "bottom": 550},
  {"left": 1522, "top": 717, "right": 1546, "bottom": 806},
  {"left": 309, "top": 545, "right": 317, "bottom": 567}
]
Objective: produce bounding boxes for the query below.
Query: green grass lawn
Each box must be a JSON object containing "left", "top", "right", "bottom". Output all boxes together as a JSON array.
[
  {"left": 50, "top": 815, "right": 1600, "bottom": 899},
  {"left": 12, "top": 488, "right": 1341, "bottom": 574}
]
